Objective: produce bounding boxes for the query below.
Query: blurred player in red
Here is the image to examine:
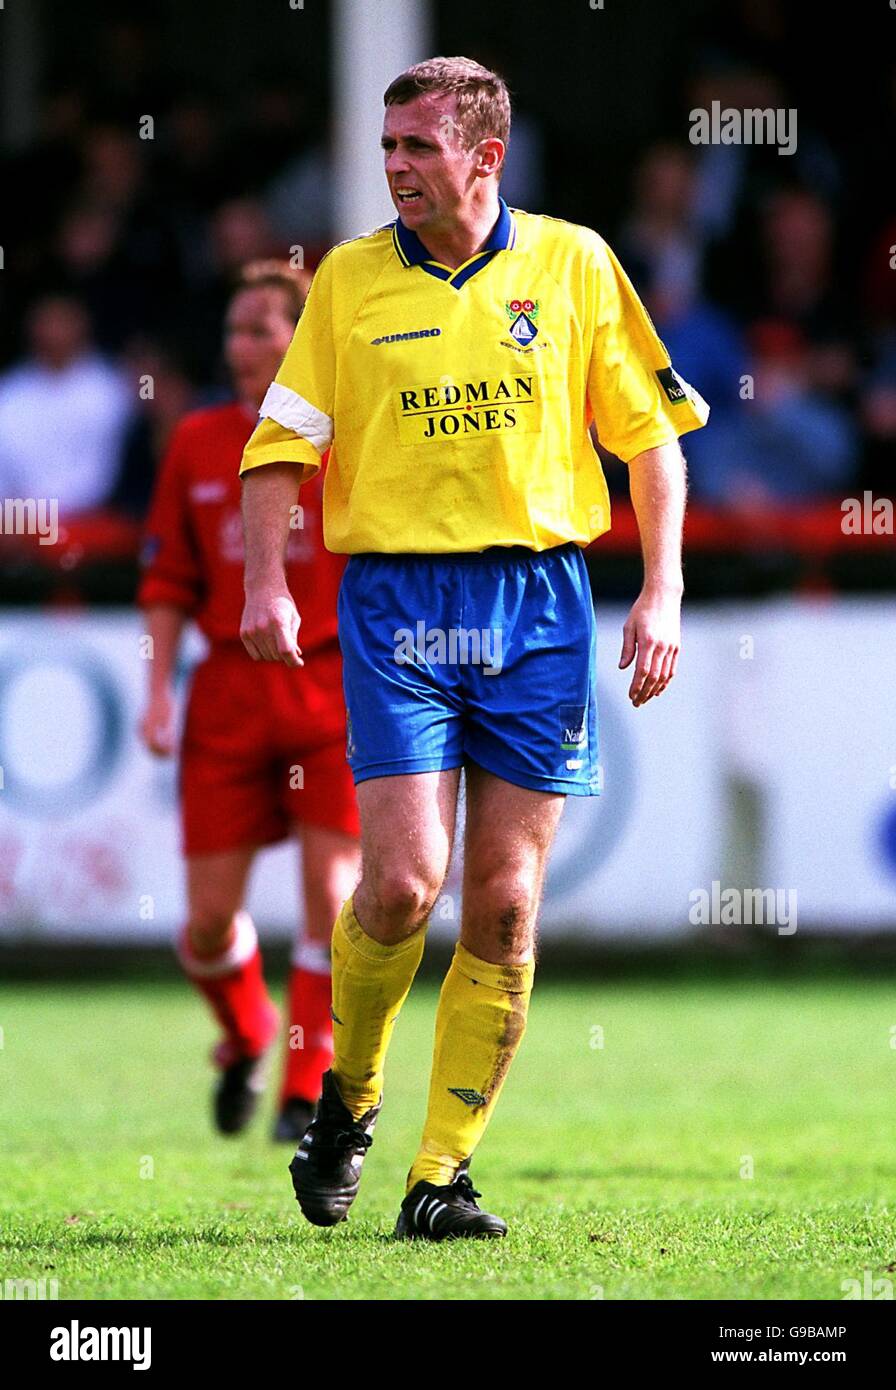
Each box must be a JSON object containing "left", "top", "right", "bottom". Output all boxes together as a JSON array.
[{"left": 138, "top": 262, "right": 359, "bottom": 1141}]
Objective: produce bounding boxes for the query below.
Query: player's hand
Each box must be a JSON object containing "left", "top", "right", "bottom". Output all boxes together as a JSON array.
[
  {"left": 139, "top": 688, "right": 178, "bottom": 757},
  {"left": 619, "top": 585, "right": 681, "bottom": 707},
  {"left": 240, "top": 589, "right": 304, "bottom": 666}
]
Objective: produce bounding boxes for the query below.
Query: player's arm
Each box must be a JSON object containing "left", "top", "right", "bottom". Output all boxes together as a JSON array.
[
  {"left": 240, "top": 461, "right": 305, "bottom": 667},
  {"left": 239, "top": 252, "right": 336, "bottom": 667},
  {"left": 619, "top": 441, "right": 686, "bottom": 707},
  {"left": 137, "top": 423, "right": 201, "bottom": 755},
  {"left": 583, "top": 233, "right": 708, "bottom": 708},
  {"left": 140, "top": 605, "right": 186, "bottom": 755}
]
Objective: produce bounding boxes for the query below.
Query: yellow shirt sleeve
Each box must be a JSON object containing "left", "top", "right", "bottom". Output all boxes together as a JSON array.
[
  {"left": 239, "top": 252, "right": 337, "bottom": 480},
  {"left": 585, "top": 237, "right": 709, "bottom": 463}
]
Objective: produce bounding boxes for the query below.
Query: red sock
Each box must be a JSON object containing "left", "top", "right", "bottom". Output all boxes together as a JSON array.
[
  {"left": 177, "top": 911, "right": 279, "bottom": 1068},
  {"left": 280, "top": 939, "right": 333, "bottom": 1104}
]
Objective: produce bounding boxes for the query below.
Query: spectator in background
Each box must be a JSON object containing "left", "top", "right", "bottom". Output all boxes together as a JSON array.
[
  {"left": 111, "top": 341, "right": 199, "bottom": 519},
  {"left": 691, "top": 63, "right": 843, "bottom": 307},
  {"left": 0, "top": 79, "right": 84, "bottom": 267},
  {"left": 864, "top": 215, "right": 896, "bottom": 332},
  {"left": 0, "top": 294, "right": 132, "bottom": 515},
  {"left": 642, "top": 289, "right": 747, "bottom": 506},
  {"left": 751, "top": 188, "right": 858, "bottom": 400},
  {"left": 75, "top": 122, "right": 181, "bottom": 343},
  {"left": 859, "top": 332, "right": 896, "bottom": 497},
  {"left": 155, "top": 89, "right": 232, "bottom": 221},
  {"left": 686, "top": 321, "right": 857, "bottom": 508},
  {"left": 266, "top": 137, "right": 333, "bottom": 254},
  {"left": 54, "top": 202, "right": 151, "bottom": 356},
  {"left": 859, "top": 204, "right": 896, "bottom": 495},
  {"left": 228, "top": 74, "right": 321, "bottom": 198},
  {"left": 175, "top": 198, "right": 281, "bottom": 383},
  {"left": 470, "top": 46, "right": 546, "bottom": 212},
  {"left": 0, "top": 81, "right": 87, "bottom": 368},
  {"left": 618, "top": 143, "right": 743, "bottom": 498},
  {"left": 619, "top": 143, "right": 704, "bottom": 313}
]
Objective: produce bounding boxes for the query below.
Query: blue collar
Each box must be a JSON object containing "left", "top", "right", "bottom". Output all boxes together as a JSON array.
[{"left": 391, "top": 197, "right": 516, "bottom": 287}]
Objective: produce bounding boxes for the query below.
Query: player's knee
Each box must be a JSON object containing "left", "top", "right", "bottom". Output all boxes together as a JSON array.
[
  {"left": 465, "top": 869, "right": 538, "bottom": 953},
  {"left": 363, "top": 867, "right": 440, "bottom": 932},
  {"left": 186, "top": 907, "right": 238, "bottom": 953}
]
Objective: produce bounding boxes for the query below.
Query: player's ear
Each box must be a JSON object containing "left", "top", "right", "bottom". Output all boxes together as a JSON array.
[{"left": 476, "top": 137, "right": 505, "bottom": 177}]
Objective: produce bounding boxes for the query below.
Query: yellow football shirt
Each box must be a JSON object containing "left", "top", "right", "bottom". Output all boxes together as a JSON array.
[{"left": 240, "top": 197, "right": 708, "bottom": 553}]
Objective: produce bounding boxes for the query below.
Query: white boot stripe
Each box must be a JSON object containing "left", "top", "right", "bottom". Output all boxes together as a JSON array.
[
  {"left": 413, "top": 1195, "right": 429, "bottom": 1227},
  {"left": 428, "top": 1201, "right": 447, "bottom": 1229}
]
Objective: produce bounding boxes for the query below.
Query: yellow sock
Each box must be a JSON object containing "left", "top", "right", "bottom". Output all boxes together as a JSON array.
[
  {"left": 407, "top": 941, "right": 534, "bottom": 1191},
  {"left": 330, "top": 895, "right": 426, "bottom": 1118}
]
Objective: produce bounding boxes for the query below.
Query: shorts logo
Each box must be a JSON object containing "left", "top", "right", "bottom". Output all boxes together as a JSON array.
[
  {"left": 656, "top": 366, "right": 688, "bottom": 404},
  {"left": 504, "top": 297, "right": 539, "bottom": 345},
  {"left": 560, "top": 704, "right": 587, "bottom": 751},
  {"left": 448, "top": 1087, "right": 487, "bottom": 1106}
]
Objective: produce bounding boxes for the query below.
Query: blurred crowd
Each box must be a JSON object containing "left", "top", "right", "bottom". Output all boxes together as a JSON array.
[
  {"left": 0, "top": 52, "right": 332, "bottom": 527},
  {"left": 0, "top": 20, "right": 893, "bottom": 563},
  {"left": 608, "top": 65, "right": 896, "bottom": 511}
]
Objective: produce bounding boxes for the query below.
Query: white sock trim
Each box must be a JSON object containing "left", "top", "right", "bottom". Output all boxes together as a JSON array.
[
  {"left": 291, "top": 939, "right": 332, "bottom": 976},
  {"left": 178, "top": 910, "right": 258, "bottom": 979}
]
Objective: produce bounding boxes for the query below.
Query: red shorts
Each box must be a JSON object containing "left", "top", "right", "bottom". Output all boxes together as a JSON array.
[{"left": 180, "top": 641, "right": 360, "bottom": 856}]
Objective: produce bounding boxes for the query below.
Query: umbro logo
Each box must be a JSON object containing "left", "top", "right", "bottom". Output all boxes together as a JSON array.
[
  {"left": 448, "top": 1087, "right": 487, "bottom": 1106},
  {"left": 371, "top": 328, "right": 441, "bottom": 345}
]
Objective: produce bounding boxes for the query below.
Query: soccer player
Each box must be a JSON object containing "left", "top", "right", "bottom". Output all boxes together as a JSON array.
[
  {"left": 138, "top": 261, "right": 360, "bottom": 1142},
  {"left": 239, "top": 58, "right": 708, "bottom": 1238}
]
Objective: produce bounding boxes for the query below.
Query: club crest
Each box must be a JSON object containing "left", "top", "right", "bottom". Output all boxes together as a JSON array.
[{"left": 504, "top": 297, "right": 539, "bottom": 345}]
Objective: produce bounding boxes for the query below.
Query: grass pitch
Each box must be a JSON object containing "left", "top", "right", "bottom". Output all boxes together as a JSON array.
[{"left": 1, "top": 968, "right": 894, "bottom": 1300}]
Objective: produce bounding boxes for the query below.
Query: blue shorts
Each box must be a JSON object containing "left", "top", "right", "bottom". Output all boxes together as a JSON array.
[{"left": 337, "top": 543, "right": 600, "bottom": 796}]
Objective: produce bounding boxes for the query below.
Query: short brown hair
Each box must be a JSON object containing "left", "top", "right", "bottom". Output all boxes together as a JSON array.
[
  {"left": 232, "top": 260, "right": 311, "bottom": 325},
  {"left": 383, "top": 56, "right": 511, "bottom": 153}
]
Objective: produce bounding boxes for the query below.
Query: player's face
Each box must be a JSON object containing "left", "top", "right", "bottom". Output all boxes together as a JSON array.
[
  {"left": 381, "top": 94, "right": 483, "bottom": 236},
  {"left": 225, "top": 287, "right": 295, "bottom": 407}
]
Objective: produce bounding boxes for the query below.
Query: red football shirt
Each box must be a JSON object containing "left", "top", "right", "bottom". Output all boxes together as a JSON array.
[{"left": 138, "top": 402, "right": 343, "bottom": 651}]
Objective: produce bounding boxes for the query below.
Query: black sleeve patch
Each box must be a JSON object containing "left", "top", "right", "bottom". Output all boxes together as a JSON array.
[{"left": 655, "top": 366, "right": 688, "bottom": 404}]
